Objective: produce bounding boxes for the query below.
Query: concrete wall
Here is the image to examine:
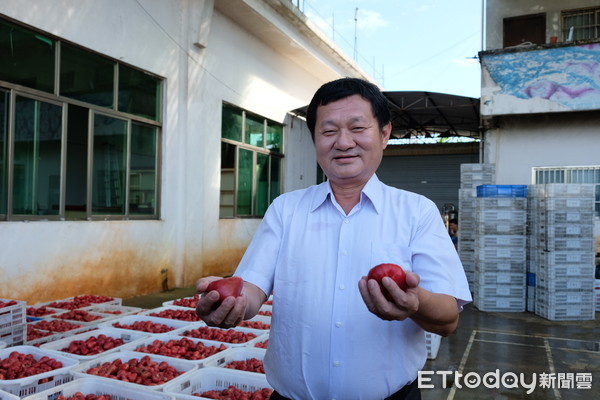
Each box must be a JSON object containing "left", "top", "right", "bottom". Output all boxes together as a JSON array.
[
  {"left": 485, "top": 0, "right": 596, "bottom": 49},
  {"left": 0, "top": 0, "right": 354, "bottom": 303}
]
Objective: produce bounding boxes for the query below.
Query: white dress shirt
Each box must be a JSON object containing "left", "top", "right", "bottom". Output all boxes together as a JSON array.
[{"left": 235, "top": 174, "right": 472, "bottom": 400}]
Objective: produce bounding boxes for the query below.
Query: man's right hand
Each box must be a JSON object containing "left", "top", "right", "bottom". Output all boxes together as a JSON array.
[{"left": 195, "top": 276, "right": 248, "bottom": 328}]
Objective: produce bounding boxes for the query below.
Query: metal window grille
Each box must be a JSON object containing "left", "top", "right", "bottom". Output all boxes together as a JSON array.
[{"left": 561, "top": 7, "right": 600, "bottom": 41}]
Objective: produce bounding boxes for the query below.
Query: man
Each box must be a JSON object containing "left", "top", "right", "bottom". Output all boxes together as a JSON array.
[{"left": 196, "top": 78, "right": 472, "bottom": 399}]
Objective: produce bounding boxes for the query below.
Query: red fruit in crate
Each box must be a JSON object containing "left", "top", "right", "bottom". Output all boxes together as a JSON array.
[
  {"left": 207, "top": 276, "right": 243, "bottom": 302},
  {"left": 367, "top": 263, "right": 408, "bottom": 300}
]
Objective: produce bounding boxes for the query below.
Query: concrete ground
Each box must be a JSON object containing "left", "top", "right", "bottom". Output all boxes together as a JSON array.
[{"left": 123, "top": 288, "right": 600, "bottom": 399}]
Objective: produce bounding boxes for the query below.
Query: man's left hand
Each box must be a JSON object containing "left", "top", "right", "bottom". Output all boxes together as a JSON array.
[{"left": 358, "top": 271, "right": 420, "bottom": 321}]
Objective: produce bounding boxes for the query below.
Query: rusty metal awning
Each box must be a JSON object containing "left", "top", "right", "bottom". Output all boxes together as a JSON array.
[{"left": 384, "top": 91, "right": 481, "bottom": 139}]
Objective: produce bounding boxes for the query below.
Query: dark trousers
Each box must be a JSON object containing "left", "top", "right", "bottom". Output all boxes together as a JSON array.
[{"left": 270, "top": 379, "right": 421, "bottom": 400}]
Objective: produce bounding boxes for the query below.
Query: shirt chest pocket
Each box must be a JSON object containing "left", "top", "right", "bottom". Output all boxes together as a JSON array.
[{"left": 370, "top": 243, "right": 413, "bottom": 272}]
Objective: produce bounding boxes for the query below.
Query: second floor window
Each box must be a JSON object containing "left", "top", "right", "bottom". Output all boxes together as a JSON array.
[{"left": 220, "top": 103, "right": 283, "bottom": 218}]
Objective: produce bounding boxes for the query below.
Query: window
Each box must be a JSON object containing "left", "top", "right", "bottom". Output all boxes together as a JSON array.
[
  {"left": 0, "top": 17, "right": 161, "bottom": 220},
  {"left": 534, "top": 166, "right": 600, "bottom": 217},
  {"left": 220, "top": 103, "right": 283, "bottom": 218},
  {"left": 562, "top": 7, "right": 600, "bottom": 41}
]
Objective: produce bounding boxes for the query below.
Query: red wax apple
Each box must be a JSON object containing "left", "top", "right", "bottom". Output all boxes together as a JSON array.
[
  {"left": 207, "top": 276, "right": 243, "bottom": 303},
  {"left": 367, "top": 263, "right": 408, "bottom": 300}
]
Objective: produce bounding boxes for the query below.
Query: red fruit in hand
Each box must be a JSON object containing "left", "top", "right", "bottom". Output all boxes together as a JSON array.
[
  {"left": 367, "top": 263, "right": 408, "bottom": 300},
  {"left": 207, "top": 276, "right": 243, "bottom": 303}
]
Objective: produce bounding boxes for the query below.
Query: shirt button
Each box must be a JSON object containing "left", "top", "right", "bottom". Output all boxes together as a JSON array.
[
  {"left": 335, "top": 321, "right": 342, "bottom": 327},
  {"left": 344, "top": 219, "right": 349, "bottom": 224},
  {"left": 339, "top": 284, "right": 345, "bottom": 290},
  {"left": 333, "top": 361, "right": 340, "bottom": 367},
  {"left": 341, "top": 250, "right": 347, "bottom": 256}
]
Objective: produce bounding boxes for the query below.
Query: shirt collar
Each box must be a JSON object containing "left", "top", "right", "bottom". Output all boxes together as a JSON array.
[{"left": 310, "top": 174, "right": 383, "bottom": 214}]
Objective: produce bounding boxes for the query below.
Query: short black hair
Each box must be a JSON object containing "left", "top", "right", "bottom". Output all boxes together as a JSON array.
[{"left": 306, "top": 77, "right": 391, "bottom": 140}]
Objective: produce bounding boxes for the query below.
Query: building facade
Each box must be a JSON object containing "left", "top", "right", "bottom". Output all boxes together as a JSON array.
[{"left": 0, "top": 0, "right": 371, "bottom": 303}]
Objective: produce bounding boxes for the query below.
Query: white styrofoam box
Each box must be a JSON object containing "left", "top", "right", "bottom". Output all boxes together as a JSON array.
[
  {"left": 535, "top": 301, "right": 595, "bottom": 321},
  {"left": 474, "top": 297, "right": 526, "bottom": 313},
  {"left": 475, "top": 284, "right": 526, "bottom": 299},
  {"left": 178, "top": 322, "right": 265, "bottom": 347},
  {"left": 162, "top": 367, "right": 273, "bottom": 400},
  {"left": 70, "top": 351, "right": 197, "bottom": 391},
  {"left": 0, "top": 324, "right": 26, "bottom": 347},
  {"left": 249, "top": 332, "right": 269, "bottom": 349},
  {"left": 120, "top": 334, "right": 234, "bottom": 366},
  {"left": 475, "top": 235, "right": 527, "bottom": 248},
  {"left": 98, "top": 314, "right": 193, "bottom": 334},
  {"left": 0, "top": 345, "right": 78, "bottom": 397},
  {"left": 34, "top": 295, "right": 121, "bottom": 310},
  {"left": 40, "top": 327, "right": 149, "bottom": 361},
  {"left": 202, "top": 346, "right": 266, "bottom": 373},
  {"left": 0, "top": 389, "right": 19, "bottom": 400},
  {"left": 476, "top": 197, "right": 527, "bottom": 210},
  {"left": 81, "top": 304, "right": 142, "bottom": 317},
  {"left": 139, "top": 306, "right": 203, "bottom": 323},
  {"left": 238, "top": 315, "right": 271, "bottom": 330},
  {"left": 163, "top": 294, "right": 201, "bottom": 309},
  {"left": 20, "top": 377, "right": 175, "bottom": 400},
  {"left": 0, "top": 299, "right": 26, "bottom": 330},
  {"left": 425, "top": 332, "right": 442, "bottom": 360}
]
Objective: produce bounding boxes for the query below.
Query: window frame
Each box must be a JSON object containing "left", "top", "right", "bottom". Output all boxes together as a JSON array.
[
  {"left": 561, "top": 7, "right": 600, "bottom": 41},
  {"left": 0, "top": 17, "right": 163, "bottom": 221},
  {"left": 220, "top": 103, "right": 284, "bottom": 219}
]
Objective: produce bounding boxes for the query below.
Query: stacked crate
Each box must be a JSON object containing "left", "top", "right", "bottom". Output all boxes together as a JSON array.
[
  {"left": 473, "top": 185, "right": 528, "bottom": 312},
  {"left": 0, "top": 299, "right": 26, "bottom": 346},
  {"left": 458, "top": 164, "right": 495, "bottom": 288},
  {"left": 528, "top": 184, "right": 596, "bottom": 320}
]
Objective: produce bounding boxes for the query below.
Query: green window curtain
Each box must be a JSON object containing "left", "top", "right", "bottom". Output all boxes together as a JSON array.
[
  {"left": 129, "top": 122, "right": 157, "bottom": 216},
  {"left": 237, "top": 148, "right": 253, "bottom": 216}
]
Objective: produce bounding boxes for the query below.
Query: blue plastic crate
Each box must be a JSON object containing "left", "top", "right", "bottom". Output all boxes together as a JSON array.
[{"left": 476, "top": 184, "right": 527, "bottom": 198}]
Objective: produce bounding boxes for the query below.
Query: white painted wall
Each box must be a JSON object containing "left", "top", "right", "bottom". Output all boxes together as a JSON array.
[
  {"left": 485, "top": 0, "right": 597, "bottom": 49},
  {"left": 0, "top": 0, "right": 360, "bottom": 302}
]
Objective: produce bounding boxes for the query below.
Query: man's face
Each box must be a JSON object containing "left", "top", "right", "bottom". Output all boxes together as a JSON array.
[{"left": 314, "top": 95, "right": 391, "bottom": 188}]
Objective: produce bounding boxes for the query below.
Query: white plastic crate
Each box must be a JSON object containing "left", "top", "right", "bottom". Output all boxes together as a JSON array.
[
  {"left": 0, "top": 299, "right": 26, "bottom": 330},
  {"left": 596, "top": 279, "right": 600, "bottom": 312},
  {"left": 477, "top": 260, "right": 526, "bottom": 274},
  {"left": 425, "top": 332, "right": 442, "bottom": 360},
  {"left": 238, "top": 315, "right": 271, "bottom": 330},
  {"left": 474, "top": 297, "right": 526, "bottom": 312},
  {"left": 20, "top": 377, "right": 175, "bottom": 400},
  {"left": 26, "top": 306, "right": 64, "bottom": 320},
  {"left": 536, "top": 251, "right": 594, "bottom": 266},
  {"left": 460, "top": 163, "right": 495, "bottom": 173},
  {"left": 162, "top": 367, "right": 273, "bottom": 400},
  {"left": 249, "top": 332, "right": 270, "bottom": 349},
  {"left": 541, "top": 210, "right": 594, "bottom": 225},
  {"left": 0, "top": 324, "right": 26, "bottom": 346},
  {"left": 535, "top": 197, "right": 594, "bottom": 211},
  {"left": 476, "top": 197, "right": 527, "bottom": 210},
  {"left": 0, "top": 389, "right": 19, "bottom": 400},
  {"left": 476, "top": 272, "right": 525, "bottom": 286},
  {"left": 139, "top": 306, "right": 203, "bottom": 323},
  {"left": 476, "top": 222, "right": 527, "bottom": 235},
  {"left": 535, "top": 288, "right": 594, "bottom": 307},
  {"left": 163, "top": 295, "right": 200, "bottom": 309},
  {"left": 202, "top": 346, "right": 266, "bottom": 372},
  {"left": 98, "top": 314, "right": 193, "bottom": 334},
  {"left": 120, "top": 334, "right": 234, "bottom": 366},
  {"left": 535, "top": 301, "right": 595, "bottom": 321},
  {"left": 178, "top": 322, "right": 264, "bottom": 347},
  {"left": 476, "top": 209, "right": 527, "bottom": 222},
  {"left": 475, "top": 284, "right": 526, "bottom": 299},
  {"left": 536, "top": 183, "right": 595, "bottom": 198},
  {"left": 476, "top": 246, "right": 526, "bottom": 261},
  {"left": 27, "top": 317, "right": 94, "bottom": 336},
  {"left": 535, "top": 276, "right": 594, "bottom": 292},
  {"left": 538, "top": 237, "right": 594, "bottom": 252},
  {"left": 50, "top": 309, "right": 116, "bottom": 326},
  {"left": 40, "top": 327, "right": 149, "bottom": 361},
  {"left": 0, "top": 345, "right": 78, "bottom": 397},
  {"left": 35, "top": 295, "right": 121, "bottom": 310},
  {"left": 70, "top": 350, "right": 197, "bottom": 391},
  {"left": 475, "top": 235, "right": 526, "bottom": 248}
]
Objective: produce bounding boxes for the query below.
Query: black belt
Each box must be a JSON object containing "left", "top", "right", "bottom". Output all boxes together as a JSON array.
[{"left": 270, "top": 379, "right": 421, "bottom": 400}]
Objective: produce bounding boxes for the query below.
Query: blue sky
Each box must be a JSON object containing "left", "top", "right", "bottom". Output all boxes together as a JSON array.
[{"left": 302, "top": 0, "right": 484, "bottom": 98}]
